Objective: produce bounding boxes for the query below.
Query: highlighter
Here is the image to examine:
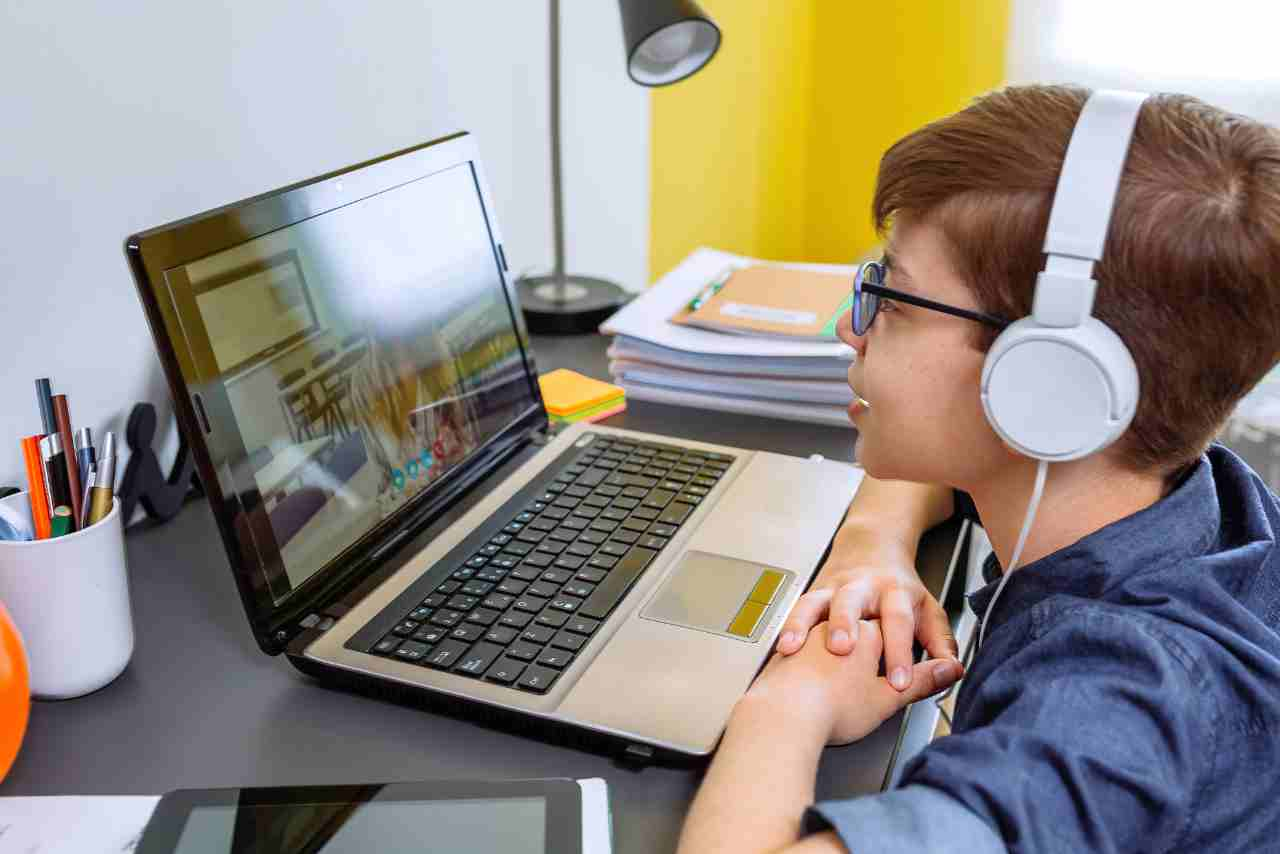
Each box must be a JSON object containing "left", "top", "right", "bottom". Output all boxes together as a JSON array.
[{"left": 86, "top": 432, "right": 117, "bottom": 526}]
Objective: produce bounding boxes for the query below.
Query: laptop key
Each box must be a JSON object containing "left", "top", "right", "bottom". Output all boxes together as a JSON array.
[
  {"left": 392, "top": 620, "right": 420, "bottom": 637},
  {"left": 498, "top": 610, "right": 533, "bottom": 629},
  {"left": 601, "top": 507, "right": 629, "bottom": 521},
  {"left": 372, "top": 635, "right": 401, "bottom": 655},
  {"left": 511, "top": 565, "right": 541, "bottom": 581},
  {"left": 393, "top": 641, "right": 431, "bottom": 662},
  {"left": 465, "top": 608, "right": 501, "bottom": 627},
  {"left": 551, "top": 630, "right": 586, "bottom": 652},
  {"left": 611, "top": 529, "right": 639, "bottom": 544},
  {"left": 643, "top": 490, "right": 676, "bottom": 508},
  {"left": 537, "top": 649, "right": 574, "bottom": 669},
  {"left": 480, "top": 543, "right": 502, "bottom": 556},
  {"left": 522, "top": 552, "right": 555, "bottom": 568},
  {"left": 562, "top": 517, "right": 590, "bottom": 530},
  {"left": 631, "top": 507, "right": 660, "bottom": 521},
  {"left": 520, "top": 625, "right": 555, "bottom": 645},
  {"left": 657, "top": 502, "right": 694, "bottom": 525},
  {"left": 535, "top": 539, "right": 567, "bottom": 555},
  {"left": 563, "top": 582, "right": 594, "bottom": 598},
  {"left": 517, "top": 664, "right": 561, "bottom": 693},
  {"left": 450, "top": 624, "right": 485, "bottom": 643},
  {"left": 514, "top": 595, "right": 548, "bottom": 613},
  {"left": 578, "top": 546, "right": 659, "bottom": 620},
  {"left": 408, "top": 606, "right": 433, "bottom": 622},
  {"left": 588, "top": 555, "right": 618, "bottom": 570},
  {"left": 639, "top": 535, "right": 668, "bottom": 551},
  {"left": 566, "top": 541, "right": 595, "bottom": 557},
  {"left": 516, "top": 528, "right": 547, "bottom": 543},
  {"left": 649, "top": 523, "right": 678, "bottom": 537},
  {"left": 549, "top": 596, "right": 582, "bottom": 613},
  {"left": 460, "top": 581, "right": 493, "bottom": 596},
  {"left": 540, "top": 568, "right": 572, "bottom": 584},
  {"left": 476, "top": 568, "right": 506, "bottom": 583},
  {"left": 565, "top": 485, "right": 592, "bottom": 498},
  {"left": 528, "top": 581, "right": 559, "bottom": 599},
  {"left": 502, "top": 542, "right": 534, "bottom": 556},
  {"left": 490, "top": 533, "right": 513, "bottom": 546},
  {"left": 565, "top": 616, "right": 601, "bottom": 636},
  {"left": 577, "top": 468, "right": 608, "bottom": 487},
  {"left": 436, "top": 580, "right": 462, "bottom": 594},
  {"left": 412, "top": 626, "right": 447, "bottom": 644},
  {"left": 578, "top": 530, "right": 608, "bottom": 545},
  {"left": 482, "top": 593, "right": 515, "bottom": 611},
  {"left": 484, "top": 657, "right": 527, "bottom": 685},
  {"left": 535, "top": 609, "right": 569, "bottom": 628},
  {"left": 554, "top": 555, "right": 585, "bottom": 570},
  {"left": 454, "top": 642, "right": 505, "bottom": 677},
  {"left": 496, "top": 579, "right": 528, "bottom": 596},
  {"left": 507, "top": 640, "right": 543, "bottom": 661},
  {"left": 425, "top": 639, "right": 471, "bottom": 669},
  {"left": 430, "top": 609, "right": 464, "bottom": 628},
  {"left": 574, "top": 568, "right": 607, "bottom": 584},
  {"left": 484, "top": 625, "right": 519, "bottom": 645},
  {"left": 446, "top": 595, "right": 479, "bottom": 611},
  {"left": 599, "top": 541, "right": 629, "bottom": 557}
]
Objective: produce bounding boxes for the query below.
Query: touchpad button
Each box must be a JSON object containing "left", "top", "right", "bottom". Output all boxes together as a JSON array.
[{"left": 640, "top": 550, "right": 791, "bottom": 642}]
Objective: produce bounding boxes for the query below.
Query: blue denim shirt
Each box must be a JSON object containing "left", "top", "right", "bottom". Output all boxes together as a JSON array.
[{"left": 805, "top": 444, "right": 1280, "bottom": 852}]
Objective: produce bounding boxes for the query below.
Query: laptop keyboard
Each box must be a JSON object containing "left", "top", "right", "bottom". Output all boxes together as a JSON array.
[{"left": 360, "top": 435, "right": 733, "bottom": 694}]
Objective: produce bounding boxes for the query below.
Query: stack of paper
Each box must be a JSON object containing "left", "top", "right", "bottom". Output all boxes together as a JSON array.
[{"left": 600, "top": 248, "right": 858, "bottom": 427}]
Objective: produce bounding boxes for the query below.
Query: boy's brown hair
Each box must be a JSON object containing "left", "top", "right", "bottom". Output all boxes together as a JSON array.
[{"left": 873, "top": 84, "right": 1280, "bottom": 476}]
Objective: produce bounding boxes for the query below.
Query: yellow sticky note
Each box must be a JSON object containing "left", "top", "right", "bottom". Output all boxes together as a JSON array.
[{"left": 538, "top": 369, "right": 626, "bottom": 417}]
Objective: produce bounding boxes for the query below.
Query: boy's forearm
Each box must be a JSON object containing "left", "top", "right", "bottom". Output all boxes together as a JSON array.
[
  {"left": 835, "top": 476, "right": 955, "bottom": 557},
  {"left": 677, "top": 695, "right": 831, "bottom": 854}
]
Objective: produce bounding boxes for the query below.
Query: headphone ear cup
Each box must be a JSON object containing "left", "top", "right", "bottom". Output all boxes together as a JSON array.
[{"left": 981, "top": 318, "right": 1139, "bottom": 461}]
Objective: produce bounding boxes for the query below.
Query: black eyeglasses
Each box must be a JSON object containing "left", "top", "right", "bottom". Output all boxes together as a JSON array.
[{"left": 851, "top": 259, "right": 1010, "bottom": 335}]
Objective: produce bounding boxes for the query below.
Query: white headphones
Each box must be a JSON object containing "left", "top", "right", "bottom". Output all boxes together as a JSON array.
[{"left": 980, "top": 90, "right": 1149, "bottom": 461}]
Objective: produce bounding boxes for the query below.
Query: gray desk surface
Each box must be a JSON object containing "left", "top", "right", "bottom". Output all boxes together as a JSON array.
[{"left": 1, "top": 333, "right": 957, "bottom": 854}]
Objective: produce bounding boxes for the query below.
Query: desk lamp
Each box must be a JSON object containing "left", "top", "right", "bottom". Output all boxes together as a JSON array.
[{"left": 516, "top": 0, "right": 722, "bottom": 334}]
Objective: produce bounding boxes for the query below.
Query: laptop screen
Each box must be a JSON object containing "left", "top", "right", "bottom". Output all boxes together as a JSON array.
[{"left": 155, "top": 158, "right": 540, "bottom": 606}]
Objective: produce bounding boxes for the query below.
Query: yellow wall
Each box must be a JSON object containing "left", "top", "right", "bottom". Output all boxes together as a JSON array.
[{"left": 649, "top": 0, "right": 1010, "bottom": 280}]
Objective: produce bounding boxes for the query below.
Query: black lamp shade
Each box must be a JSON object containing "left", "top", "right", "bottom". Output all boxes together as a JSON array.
[{"left": 620, "top": 0, "right": 721, "bottom": 87}]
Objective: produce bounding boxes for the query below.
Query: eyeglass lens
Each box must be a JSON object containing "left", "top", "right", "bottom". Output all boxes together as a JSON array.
[{"left": 853, "top": 262, "right": 884, "bottom": 336}]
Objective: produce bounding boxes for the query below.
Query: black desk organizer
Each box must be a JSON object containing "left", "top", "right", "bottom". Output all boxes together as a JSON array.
[{"left": 118, "top": 402, "right": 202, "bottom": 524}]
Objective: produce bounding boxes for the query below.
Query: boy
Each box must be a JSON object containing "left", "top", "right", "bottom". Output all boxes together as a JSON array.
[{"left": 677, "top": 85, "right": 1280, "bottom": 853}]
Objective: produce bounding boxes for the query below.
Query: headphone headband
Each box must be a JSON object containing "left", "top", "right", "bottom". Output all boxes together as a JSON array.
[{"left": 1043, "top": 90, "right": 1149, "bottom": 269}]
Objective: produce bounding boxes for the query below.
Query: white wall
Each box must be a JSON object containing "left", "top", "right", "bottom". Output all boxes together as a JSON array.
[
  {"left": 0, "top": 0, "right": 649, "bottom": 503},
  {"left": 1007, "top": 0, "right": 1280, "bottom": 124}
]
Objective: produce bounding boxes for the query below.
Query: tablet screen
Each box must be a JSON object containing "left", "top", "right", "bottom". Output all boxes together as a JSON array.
[
  {"left": 139, "top": 781, "right": 579, "bottom": 854},
  {"left": 171, "top": 797, "right": 542, "bottom": 853}
]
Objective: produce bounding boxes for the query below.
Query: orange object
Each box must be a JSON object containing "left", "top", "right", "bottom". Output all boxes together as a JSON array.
[
  {"left": 537, "top": 369, "right": 625, "bottom": 417},
  {"left": 0, "top": 602, "right": 30, "bottom": 781},
  {"left": 21, "top": 435, "right": 51, "bottom": 539}
]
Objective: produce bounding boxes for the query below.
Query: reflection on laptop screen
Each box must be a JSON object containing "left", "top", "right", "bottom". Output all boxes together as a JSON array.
[{"left": 161, "top": 162, "right": 538, "bottom": 604}]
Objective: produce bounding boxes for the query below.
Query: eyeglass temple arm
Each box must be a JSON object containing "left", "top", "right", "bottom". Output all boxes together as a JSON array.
[{"left": 861, "top": 283, "right": 1010, "bottom": 330}]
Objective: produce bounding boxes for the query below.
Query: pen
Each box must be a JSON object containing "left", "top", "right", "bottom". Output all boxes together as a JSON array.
[
  {"left": 686, "top": 268, "right": 733, "bottom": 312},
  {"left": 75, "top": 427, "right": 95, "bottom": 489},
  {"left": 49, "top": 505, "right": 73, "bottom": 538},
  {"left": 35, "top": 378, "right": 55, "bottom": 435},
  {"left": 21, "top": 435, "right": 52, "bottom": 539},
  {"left": 86, "top": 432, "right": 117, "bottom": 526},
  {"left": 53, "top": 394, "right": 81, "bottom": 531},
  {"left": 79, "top": 468, "right": 96, "bottom": 530},
  {"left": 41, "top": 434, "right": 72, "bottom": 520}
]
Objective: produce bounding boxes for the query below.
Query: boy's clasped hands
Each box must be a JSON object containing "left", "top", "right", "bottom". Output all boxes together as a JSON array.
[{"left": 742, "top": 527, "right": 966, "bottom": 746}]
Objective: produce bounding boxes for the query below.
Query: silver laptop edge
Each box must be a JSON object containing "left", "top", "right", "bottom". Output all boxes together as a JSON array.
[{"left": 306, "top": 421, "right": 863, "bottom": 756}]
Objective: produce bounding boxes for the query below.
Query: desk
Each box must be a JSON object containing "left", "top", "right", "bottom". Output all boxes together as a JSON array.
[{"left": 0, "top": 334, "right": 959, "bottom": 854}]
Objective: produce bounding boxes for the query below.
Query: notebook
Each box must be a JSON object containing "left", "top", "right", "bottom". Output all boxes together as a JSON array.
[
  {"left": 669, "top": 265, "right": 855, "bottom": 341},
  {"left": 125, "top": 132, "right": 862, "bottom": 759}
]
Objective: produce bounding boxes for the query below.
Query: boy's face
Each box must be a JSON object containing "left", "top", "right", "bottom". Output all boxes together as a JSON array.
[{"left": 838, "top": 217, "right": 1016, "bottom": 489}]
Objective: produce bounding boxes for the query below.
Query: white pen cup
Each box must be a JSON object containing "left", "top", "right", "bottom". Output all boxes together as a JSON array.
[{"left": 0, "top": 491, "right": 133, "bottom": 699}]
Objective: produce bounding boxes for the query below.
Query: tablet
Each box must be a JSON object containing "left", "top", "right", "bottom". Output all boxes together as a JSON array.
[{"left": 136, "top": 778, "right": 611, "bottom": 854}]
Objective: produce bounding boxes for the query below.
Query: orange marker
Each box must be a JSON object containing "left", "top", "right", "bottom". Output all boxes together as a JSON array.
[{"left": 21, "top": 436, "right": 51, "bottom": 539}]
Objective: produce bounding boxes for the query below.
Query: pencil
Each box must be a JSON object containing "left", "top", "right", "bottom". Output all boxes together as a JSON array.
[
  {"left": 21, "top": 435, "right": 52, "bottom": 539},
  {"left": 52, "top": 395, "right": 81, "bottom": 531}
]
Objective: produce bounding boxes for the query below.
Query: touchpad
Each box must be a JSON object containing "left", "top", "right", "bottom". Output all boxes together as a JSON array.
[{"left": 641, "top": 550, "right": 792, "bottom": 643}]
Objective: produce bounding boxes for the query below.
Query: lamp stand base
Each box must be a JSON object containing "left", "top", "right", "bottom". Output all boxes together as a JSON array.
[{"left": 516, "top": 274, "right": 632, "bottom": 335}]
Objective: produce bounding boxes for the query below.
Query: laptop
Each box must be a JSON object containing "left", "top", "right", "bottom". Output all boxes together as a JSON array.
[{"left": 125, "top": 132, "right": 863, "bottom": 759}]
